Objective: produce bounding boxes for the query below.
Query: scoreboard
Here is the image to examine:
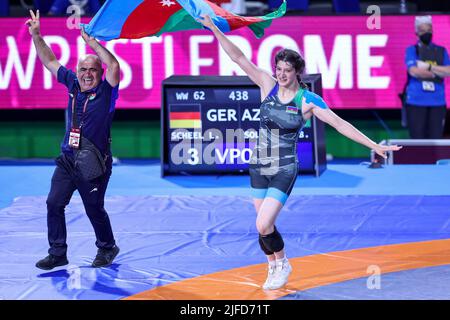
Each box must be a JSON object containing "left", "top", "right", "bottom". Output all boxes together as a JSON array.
[{"left": 161, "top": 75, "right": 327, "bottom": 176}]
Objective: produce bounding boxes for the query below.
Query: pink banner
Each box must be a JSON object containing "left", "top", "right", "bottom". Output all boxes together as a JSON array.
[{"left": 1, "top": 15, "right": 449, "bottom": 109}]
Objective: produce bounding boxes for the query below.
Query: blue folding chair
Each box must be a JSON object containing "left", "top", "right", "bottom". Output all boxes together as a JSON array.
[
  {"left": 436, "top": 159, "right": 450, "bottom": 165},
  {"left": 268, "top": 0, "right": 309, "bottom": 11},
  {"left": 332, "top": 0, "right": 360, "bottom": 13}
]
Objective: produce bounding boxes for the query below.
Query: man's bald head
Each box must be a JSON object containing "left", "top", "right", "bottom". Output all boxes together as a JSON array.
[
  {"left": 76, "top": 54, "right": 104, "bottom": 92},
  {"left": 78, "top": 54, "right": 102, "bottom": 70}
]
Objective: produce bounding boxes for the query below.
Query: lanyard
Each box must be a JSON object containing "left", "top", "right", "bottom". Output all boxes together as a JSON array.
[{"left": 71, "top": 89, "right": 95, "bottom": 129}]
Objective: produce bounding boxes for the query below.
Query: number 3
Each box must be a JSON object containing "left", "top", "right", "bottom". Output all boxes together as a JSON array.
[{"left": 187, "top": 148, "right": 199, "bottom": 165}]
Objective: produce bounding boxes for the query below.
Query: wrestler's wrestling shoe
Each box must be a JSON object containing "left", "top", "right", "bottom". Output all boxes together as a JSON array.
[
  {"left": 267, "top": 258, "right": 292, "bottom": 290},
  {"left": 262, "top": 263, "right": 277, "bottom": 290}
]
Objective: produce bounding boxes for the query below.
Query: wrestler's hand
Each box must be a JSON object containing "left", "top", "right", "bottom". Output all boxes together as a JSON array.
[
  {"left": 196, "top": 15, "right": 216, "bottom": 30},
  {"left": 373, "top": 144, "right": 402, "bottom": 159}
]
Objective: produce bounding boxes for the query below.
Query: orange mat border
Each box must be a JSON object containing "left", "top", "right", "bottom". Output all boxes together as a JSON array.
[{"left": 126, "top": 239, "right": 450, "bottom": 300}]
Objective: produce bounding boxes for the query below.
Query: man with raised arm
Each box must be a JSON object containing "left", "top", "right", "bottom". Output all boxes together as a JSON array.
[{"left": 27, "top": 10, "right": 121, "bottom": 270}]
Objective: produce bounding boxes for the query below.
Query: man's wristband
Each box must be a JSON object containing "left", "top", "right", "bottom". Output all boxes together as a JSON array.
[{"left": 428, "top": 64, "right": 432, "bottom": 71}]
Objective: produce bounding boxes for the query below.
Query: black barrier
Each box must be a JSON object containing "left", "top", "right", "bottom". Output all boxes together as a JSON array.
[{"left": 371, "top": 139, "right": 450, "bottom": 165}]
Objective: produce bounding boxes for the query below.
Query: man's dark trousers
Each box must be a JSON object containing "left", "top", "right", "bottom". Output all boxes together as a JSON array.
[{"left": 46, "top": 154, "right": 115, "bottom": 257}]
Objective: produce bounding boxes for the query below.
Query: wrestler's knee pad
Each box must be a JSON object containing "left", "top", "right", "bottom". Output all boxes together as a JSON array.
[
  {"left": 258, "top": 234, "right": 274, "bottom": 255},
  {"left": 260, "top": 226, "right": 284, "bottom": 253}
]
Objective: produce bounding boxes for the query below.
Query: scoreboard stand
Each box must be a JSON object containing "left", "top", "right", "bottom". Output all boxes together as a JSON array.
[{"left": 161, "top": 75, "right": 326, "bottom": 177}]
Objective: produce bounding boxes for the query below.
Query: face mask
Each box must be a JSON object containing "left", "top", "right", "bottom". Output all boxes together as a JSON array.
[{"left": 419, "top": 32, "right": 432, "bottom": 45}]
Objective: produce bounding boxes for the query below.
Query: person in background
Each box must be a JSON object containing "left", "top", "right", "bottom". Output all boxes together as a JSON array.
[{"left": 404, "top": 15, "right": 450, "bottom": 139}]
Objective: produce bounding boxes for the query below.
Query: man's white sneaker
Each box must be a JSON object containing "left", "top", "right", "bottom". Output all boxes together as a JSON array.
[
  {"left": 267, "top": 259, "right": 292, "bottom": 290},
  {"left": 262, "top": 264, "right": 276, "bottom": 290}
]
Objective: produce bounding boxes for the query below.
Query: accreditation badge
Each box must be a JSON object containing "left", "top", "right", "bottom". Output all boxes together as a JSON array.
[
  {"left": 69, "top": 128, "right": 81, "bottom": 149},
  {"left": 422, "top": 81, "right": 435, "bottom": 92}
]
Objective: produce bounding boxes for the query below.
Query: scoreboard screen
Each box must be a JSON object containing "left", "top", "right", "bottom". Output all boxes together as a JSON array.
[{"left": 161, "top": 75, "right": 326, "bottom": 176}]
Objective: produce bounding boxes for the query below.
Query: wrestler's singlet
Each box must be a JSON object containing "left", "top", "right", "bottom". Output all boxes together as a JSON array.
[
  {"left": 251, "top": 83, "right": 306, "bottom": 169},
  {"left": 249, "top": 83, "right": 307, "bottom": 197}
]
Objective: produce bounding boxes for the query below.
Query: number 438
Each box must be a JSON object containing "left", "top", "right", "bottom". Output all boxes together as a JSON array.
[{"left": 229, "top": 91, "right": 248, "bottom": 101}]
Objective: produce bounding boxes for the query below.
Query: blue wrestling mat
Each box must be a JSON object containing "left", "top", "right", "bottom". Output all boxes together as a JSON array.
[{"left": 0, "top": 163, "right": 449, "bottom": 300}]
